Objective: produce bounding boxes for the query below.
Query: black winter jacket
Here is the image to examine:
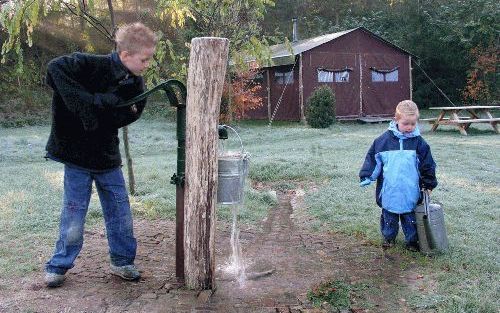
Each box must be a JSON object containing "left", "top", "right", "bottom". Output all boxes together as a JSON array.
[{"left": 45, "top": 52, "right": 146, "bottom": 170}]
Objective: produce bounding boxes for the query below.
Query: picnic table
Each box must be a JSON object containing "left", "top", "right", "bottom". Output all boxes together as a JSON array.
[{"left": 421, "top": 105, "right": 500, "bottom": 135}]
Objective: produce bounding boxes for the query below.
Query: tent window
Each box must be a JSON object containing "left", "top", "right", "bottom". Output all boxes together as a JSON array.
[
  {"left": 275, "top": 70, "right": 294, "bottom": 85},
  {"left": 385, "top": 70, "right": 398, "bottom": 82},
  {"left": 318, "top": 70, "right": 334, "bottom": 82},
  {"left": 371, "top": 67, "right": 399, "bottom": 82},
  {"left": 317, "top": 68, "right": 351, "bottom": 83},
  {"left": 335, "top": 71, "right": 350, "bottom": 82}
]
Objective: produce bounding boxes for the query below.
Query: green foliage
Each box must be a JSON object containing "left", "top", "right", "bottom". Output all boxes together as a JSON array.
[
  {"left": 307, "top": 280, "right": 352, "bottom": 309},
  {"left": 0, "top": 59, "right": 51, "bottom": 127},
  {"left": 262, "top": 0, "right": 499, "bottom": 107},
  {"left": 145, "top": 35, "right": 188, "bottom": 88},
  {"left": 0, "top": 95, "right": 51, "bottom": 128},
  {"left": 156, "top": 0, "right": 276, "bottom": 60},
  {"left": 305, "top": 85, "right": 335, "bottom": 128},
  {"left": 2, "top": 0, "right": 277, "bottom": 129},
  {"left": 0, "top": 0, "right": 43, "bottom": 71},
  {"left": 2, "top": 0, "right": 498, "bottom": 120},
  {"left": 231, "top": 36, "right": 274, "bottom": 70}
]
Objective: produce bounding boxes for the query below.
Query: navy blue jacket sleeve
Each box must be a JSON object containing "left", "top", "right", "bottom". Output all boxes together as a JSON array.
[
  {"left": 417, "top": 138, "right": 438, "bottom": 190},
  {"left": 359, "top": 140, "right": 376, "bottom": 181}
]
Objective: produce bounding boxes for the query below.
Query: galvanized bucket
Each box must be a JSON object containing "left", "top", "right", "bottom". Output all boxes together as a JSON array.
[
  {"left": 217, "top": 126, "right": 249, "bottom": 205},
  {"left": 217, "top": 152, "right": 249, "bottom": 205},
  {"left": 415, "top": 191, "right": 449, "bottom": 254}
]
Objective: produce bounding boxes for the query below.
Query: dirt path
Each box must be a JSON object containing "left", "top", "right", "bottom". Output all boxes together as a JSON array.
[{"left": 0, "top": 191, "right": 428, "bottom": 313}]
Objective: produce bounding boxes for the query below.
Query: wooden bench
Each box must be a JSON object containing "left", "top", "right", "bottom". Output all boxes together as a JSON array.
[
  {"left": 420, "top": 117, "right": 438, "bottom": 122},
  {"left": 420, "top": 117, "right": 470, "bottom": 123},
  {"left": 454, "top": 118, "right": 500, "bottom": 123},
  {"left": 428, "top": 106, "right": 500, "bottom": 135}
]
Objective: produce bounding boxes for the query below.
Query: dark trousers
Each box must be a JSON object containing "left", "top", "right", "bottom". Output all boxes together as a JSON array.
[{"left": 380, "top": 209, "right": 417, "bottom": 244}]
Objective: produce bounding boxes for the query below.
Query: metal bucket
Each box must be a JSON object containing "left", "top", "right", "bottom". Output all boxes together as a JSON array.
[
  {"left": 415, "top": 191, "right": 449, "bottom": 254},
  {"left": 217, "top": 153, "right": 249, "bottom": 205}
]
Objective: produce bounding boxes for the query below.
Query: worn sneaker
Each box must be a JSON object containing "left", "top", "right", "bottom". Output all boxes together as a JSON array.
[
  {"left": 110, "top": 264, "right": 141, "bottom": 281},
  {"left": 45, "top": 272, "right": 65, "bottom": 288},
  {"left": 382, "top": 239, "right": 395, "bottom": 249}
]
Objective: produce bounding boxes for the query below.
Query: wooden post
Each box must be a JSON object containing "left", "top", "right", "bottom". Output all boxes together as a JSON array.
[
  {"left": 409, "top": 56, "right": 413, "bottom": 100},
  {"left": 184, "top": 37, "right": 229, "bottom": 290},
  {"left": 359, "top": 54, "right": 363, "bottom": 116},
  {"left": 266, "top": 70, "right": 271, "bottom": 121},
  {"left": 299, "top": 53, "right": 305, "bottom": 123}
]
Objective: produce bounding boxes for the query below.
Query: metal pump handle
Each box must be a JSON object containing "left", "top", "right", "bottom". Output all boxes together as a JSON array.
[{"left": 116, "top": 79, "right": 187, "bottom": 108}]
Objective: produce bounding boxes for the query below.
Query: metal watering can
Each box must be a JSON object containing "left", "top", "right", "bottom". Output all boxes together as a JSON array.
[
  {"left": 217, "top": 125, "right": 249, "bottom": 205},
  {"left": 415, "top": 190, "right": 449, "bottom": 254}
]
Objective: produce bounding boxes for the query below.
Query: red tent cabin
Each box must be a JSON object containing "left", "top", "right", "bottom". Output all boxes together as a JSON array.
[{"left": 247, "top": 27, "right": 415, "bottom": 121}]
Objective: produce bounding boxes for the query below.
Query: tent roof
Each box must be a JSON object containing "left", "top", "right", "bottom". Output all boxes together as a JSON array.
[{"left": 265, "top": 27, "right": 415, "bottom": 67}]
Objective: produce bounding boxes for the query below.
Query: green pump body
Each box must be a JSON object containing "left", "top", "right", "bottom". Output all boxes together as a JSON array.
[{"left": 118, "top": 81, "right": 231, "bottom": 281}]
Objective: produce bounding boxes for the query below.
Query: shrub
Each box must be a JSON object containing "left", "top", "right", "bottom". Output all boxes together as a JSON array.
[
  {"left": 220, "top": 69, "right": 263, "bottom": 123},
  {"left": 305, "top": 85, "right": 335, "bottom": 128}
]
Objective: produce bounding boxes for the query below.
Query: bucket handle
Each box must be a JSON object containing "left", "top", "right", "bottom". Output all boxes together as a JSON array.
[{"left": 220, "top": 125, "right": 245, "bottom": 155}]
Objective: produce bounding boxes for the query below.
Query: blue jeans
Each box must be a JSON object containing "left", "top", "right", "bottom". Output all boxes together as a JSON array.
[
  {"left": 380, "top": 209, "right": 417, "bottom": 244},
  {"left": 46, "top": 165, "right": 137, "bottom": 275}
]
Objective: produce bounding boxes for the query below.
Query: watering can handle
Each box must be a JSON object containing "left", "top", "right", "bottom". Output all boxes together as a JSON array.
[
  {"left": 421, "top": 189, "right": 437, "bottom": 250},
  {"left": 422, "top": 189, "right": 430, "bottom": 216},
  {"left": 220, "top": 125, "right": 245, "bottom": 154}
]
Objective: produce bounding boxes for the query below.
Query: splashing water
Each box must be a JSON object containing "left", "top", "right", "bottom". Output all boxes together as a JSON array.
[
  {"left": 217, "top": 203, "right": 248, "bottom": 286},
  {"left": 229, "top": 203, "right": 247, "bottom": 285}
]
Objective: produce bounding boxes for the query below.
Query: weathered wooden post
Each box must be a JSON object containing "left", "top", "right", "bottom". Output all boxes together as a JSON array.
[{"left": 184, "top": 37, "right": 229, "bottom": 290}]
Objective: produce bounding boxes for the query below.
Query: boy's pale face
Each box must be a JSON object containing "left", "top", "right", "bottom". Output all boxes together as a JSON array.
[
  {"left": 396, "top": 114, "right": 418, "bottom": 134},
  {"left": 119, "top": 46, "right": 155, "bottom": 76}
]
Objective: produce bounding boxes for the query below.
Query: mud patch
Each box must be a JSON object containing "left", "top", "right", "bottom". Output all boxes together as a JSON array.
[{"left": 1, "top": 192, "right": 423, "bottom": 313}]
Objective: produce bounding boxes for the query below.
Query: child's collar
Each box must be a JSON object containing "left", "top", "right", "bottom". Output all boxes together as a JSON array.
[
  {"left": 111, "top": 51, "right": 133, "bottom": 79},
  {"left": 388, "top": 120, "right": 420, "bottom": 139}
]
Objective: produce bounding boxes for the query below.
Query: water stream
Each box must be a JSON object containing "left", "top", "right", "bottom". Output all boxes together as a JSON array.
[{"left": 226, "top": 203, "right": 247, "bottom": 285}]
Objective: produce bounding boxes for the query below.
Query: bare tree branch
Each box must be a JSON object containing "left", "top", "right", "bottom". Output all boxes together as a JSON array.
[
  {"left": 106, "top": 0, "right": 116, "bottom": 38},
  {"left": 63, "top": 2, "right": 113, "bottom": 43}
]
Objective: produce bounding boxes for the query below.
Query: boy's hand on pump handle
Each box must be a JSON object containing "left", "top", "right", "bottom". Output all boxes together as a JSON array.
[
  {"left": 95, "top": 92, "right": 138, "bottom": 113},
  {"left": 95, "top": 92, "right": 121, "bottom": 110}
]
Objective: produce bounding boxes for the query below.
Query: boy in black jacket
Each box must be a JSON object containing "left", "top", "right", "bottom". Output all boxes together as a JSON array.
[{"left": 44, "top": 22, "right": 157, "bottom": 287}]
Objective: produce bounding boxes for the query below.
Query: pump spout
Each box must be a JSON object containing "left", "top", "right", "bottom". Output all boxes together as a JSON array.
[{"left": 218, "top": 125, "right": 229, "bottom": 140}]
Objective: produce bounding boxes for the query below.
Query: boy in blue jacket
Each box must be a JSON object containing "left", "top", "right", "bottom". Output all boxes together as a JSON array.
[
  {"left": 359, "top": 100, "right": 437, "bottom": 251},
  {"left": 44, "top": 23, "right": 157, "bottom": 287}
]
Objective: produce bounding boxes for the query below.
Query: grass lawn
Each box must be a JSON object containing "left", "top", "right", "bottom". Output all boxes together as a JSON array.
[{"left": 0, "top": 116, "right": 498, "bottom": 312}]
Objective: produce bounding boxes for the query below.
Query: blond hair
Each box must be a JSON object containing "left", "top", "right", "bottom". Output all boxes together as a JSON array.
[
  {"left": 115, "top": 22, "right": 157, "bottom": 54},
  {"left": 395, "top": 100, "right": 419, "bottom": 119}
]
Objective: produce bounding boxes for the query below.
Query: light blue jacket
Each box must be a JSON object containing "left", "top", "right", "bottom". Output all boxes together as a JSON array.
[{"left": 359, "top": 121, "right": 438, "bottom": 214}]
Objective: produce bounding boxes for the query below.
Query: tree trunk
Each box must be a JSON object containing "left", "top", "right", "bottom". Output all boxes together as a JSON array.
[
  {"left": 122, "top": 126, "right": 136, "bottom": 195},
  {"left": 106, "top": 0, "right": 136, "bottom": 194},
  {"left": 184, "top": 37, "right": 229, "bottom": 290},
  {"left": 78, "top": 1, "right": 86, "bottom": 33},
  {"left": 107, "top": 0, "right": 115, "bottom": 34}
]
